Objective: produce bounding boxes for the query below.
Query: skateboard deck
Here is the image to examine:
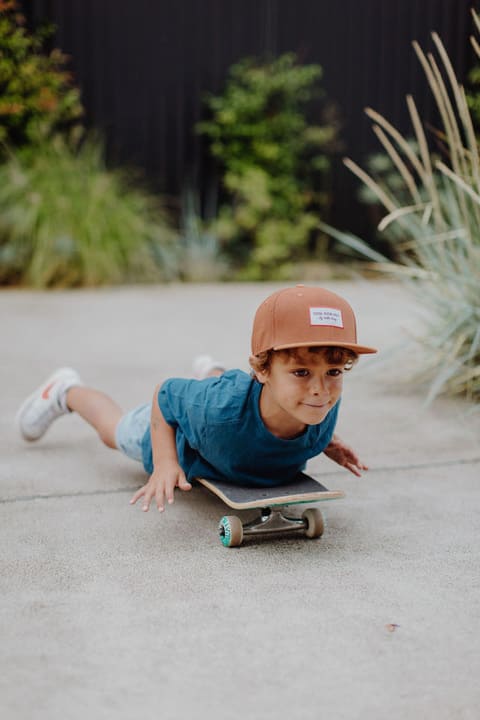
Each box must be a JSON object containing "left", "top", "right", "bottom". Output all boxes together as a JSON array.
[
  {"left": 197, "top": 472, "right": 345, "bottom": 509},
  {"left": 196, "top": 473, "right": 345, "bottom": 547}
]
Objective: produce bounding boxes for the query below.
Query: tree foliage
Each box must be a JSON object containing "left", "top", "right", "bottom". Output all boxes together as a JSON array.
[{"left": 0, "top": 0, "right": 83, "bottom": 148}]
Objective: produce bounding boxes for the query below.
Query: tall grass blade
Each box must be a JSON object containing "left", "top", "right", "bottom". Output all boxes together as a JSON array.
[
  {"left": 342, "top": 158, "right": 397, "bottom": 213},
  {"left": 372, "top": 125, "right": 422, "bottom": 204},
  {"left": 365, "top": 107, "right": 428, "bottom": 182},
  {"left": 317, "top": 222, "right": 390, "bottom": 263}
]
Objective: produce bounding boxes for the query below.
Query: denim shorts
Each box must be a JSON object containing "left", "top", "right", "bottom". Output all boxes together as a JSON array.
[{"left": 115, "top": 403, "right": 150, "bottom": 463}]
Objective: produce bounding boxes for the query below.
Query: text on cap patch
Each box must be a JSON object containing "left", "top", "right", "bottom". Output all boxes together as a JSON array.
[{"left": 309, "top": 307, "right": 344, "bottom": 328}]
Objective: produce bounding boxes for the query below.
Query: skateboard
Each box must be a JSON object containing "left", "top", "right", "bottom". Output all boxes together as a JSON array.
[{"left": 196, "top": 472, "right": 345, "bottom": 547}]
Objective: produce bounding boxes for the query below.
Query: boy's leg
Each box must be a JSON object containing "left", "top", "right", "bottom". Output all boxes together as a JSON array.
[
  {"left": 66, "top": 387, "right": 122, "bottom": 449},
  {"left": 16, "top": 367, "right": 121, "bottom": 448}
]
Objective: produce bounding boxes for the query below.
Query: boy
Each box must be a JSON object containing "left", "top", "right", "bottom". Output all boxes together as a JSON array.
[{"left": 16, "top": 285, "right": 377, "bottom": 513}]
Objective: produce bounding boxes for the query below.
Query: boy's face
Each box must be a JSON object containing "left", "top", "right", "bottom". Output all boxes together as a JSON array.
[{"left": 252, "top": 348, "right": 344, "bottom": 438}]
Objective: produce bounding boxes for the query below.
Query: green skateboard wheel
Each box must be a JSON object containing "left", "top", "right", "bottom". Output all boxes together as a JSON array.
[{"left": 219, "top": 515, "right": 243, "bottom": 547}]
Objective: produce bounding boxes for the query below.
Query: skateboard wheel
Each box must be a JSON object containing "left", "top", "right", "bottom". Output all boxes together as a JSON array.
[
  {"left": 302, "top": 508, "right": 324, "bottom": 538},
  {"left": 219, "top": 515, "right": 243, "bottom": 547}
]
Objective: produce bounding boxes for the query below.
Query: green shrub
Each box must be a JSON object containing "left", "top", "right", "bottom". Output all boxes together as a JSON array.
[
  {"left": 0, "top": 137, "right": 177, "bottom": 287},
  {"left": 321, "top": 18, "right": 480, "bottom": 404},
  {"left": 198, "top": 53, "right": 339, "bottom": 279},
  {"left": 0, "top": 0, "right": 83, "bottom": 148}
]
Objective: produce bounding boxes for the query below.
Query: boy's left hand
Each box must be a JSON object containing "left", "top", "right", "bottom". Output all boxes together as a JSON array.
[{"left": 324, "top": 435, "right": 368, "bottom": 477}]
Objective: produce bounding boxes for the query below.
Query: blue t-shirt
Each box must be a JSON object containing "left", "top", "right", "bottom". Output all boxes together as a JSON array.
[{"left": 141, "top": 369, "right": 339, "bottom": 488}]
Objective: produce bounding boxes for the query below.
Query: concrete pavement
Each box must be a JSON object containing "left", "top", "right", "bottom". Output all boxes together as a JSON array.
[{"left": 1, "top": 280, "right": 479, "bottom": 720}]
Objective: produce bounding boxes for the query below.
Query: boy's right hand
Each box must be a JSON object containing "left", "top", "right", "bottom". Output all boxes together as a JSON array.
[{"left": 130, "top": 462, "right": 192, "bottom": 513}]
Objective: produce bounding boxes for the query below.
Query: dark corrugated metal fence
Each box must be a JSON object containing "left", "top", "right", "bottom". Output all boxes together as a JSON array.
[{"left": 22, "top": 0, "right": 479, "bottom": 239}]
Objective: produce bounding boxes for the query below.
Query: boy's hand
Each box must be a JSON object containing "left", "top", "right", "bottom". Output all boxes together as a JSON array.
[
  {"left": 324, "top": 435, "right": 368, "bottom": 477},
  {"left": 130, "top": 461, "right": 192, "bottom": 512}
]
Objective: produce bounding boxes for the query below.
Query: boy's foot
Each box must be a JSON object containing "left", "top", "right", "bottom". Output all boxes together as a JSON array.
[
  {"left": 16, "top": 367, "right": 83, "bottom": 441},
  {"left": 192, "top": 354, "right": 226, "bottom": 380}
]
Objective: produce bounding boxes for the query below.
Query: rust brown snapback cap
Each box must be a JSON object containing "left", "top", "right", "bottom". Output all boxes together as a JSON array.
[{"left": 251, "top": 285, "right": 377, "bottom": 355}]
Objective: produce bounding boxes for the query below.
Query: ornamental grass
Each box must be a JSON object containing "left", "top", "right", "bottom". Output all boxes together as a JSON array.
[
  {"left": 0, "top": 136, "right": 176, "bottom": 287},
  {"left": 322, "top": 11, "right": 480, "bottom": 404}
]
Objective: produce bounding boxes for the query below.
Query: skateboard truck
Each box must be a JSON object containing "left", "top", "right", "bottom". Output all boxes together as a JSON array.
[
  {"left": 218, "top": 506, "right": 324, "bottom": 548},
  {"left": 196, "top": 473, "right": 343, "bottom": 548}
]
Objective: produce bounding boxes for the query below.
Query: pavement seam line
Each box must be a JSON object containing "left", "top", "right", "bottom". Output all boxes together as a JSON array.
[{"left": 1, "top": 456, "right": 480, "bottom": 505}]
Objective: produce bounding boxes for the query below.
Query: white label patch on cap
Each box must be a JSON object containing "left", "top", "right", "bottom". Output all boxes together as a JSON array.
[{"left": 309, "top": 307, "right": 344, "bottom": 328}]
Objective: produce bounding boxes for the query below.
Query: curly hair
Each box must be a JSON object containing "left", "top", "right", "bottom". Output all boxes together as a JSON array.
[{"left": 250, "top": 346, "right": 358, "bottom": 375}]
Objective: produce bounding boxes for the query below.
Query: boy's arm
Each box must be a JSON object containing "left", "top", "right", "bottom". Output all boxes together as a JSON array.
[
  {"left": 323, "top": 433, "right": 368, "bottom": 477},
  {"left": 130, "top": 384, "right": 192, "bottom": 512}
]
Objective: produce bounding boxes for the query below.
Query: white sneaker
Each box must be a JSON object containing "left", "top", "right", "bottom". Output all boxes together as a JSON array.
[
  {"left": 16, "top": 367, "right": 83, "bottom": 441},
  {"left": 192, "top": 354, "right": 226, "bottom": 380}
]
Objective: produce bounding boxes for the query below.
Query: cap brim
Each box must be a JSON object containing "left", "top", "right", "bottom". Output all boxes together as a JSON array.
[{"left": 273, "top": 341, "right": 378, "bottom": 355}]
